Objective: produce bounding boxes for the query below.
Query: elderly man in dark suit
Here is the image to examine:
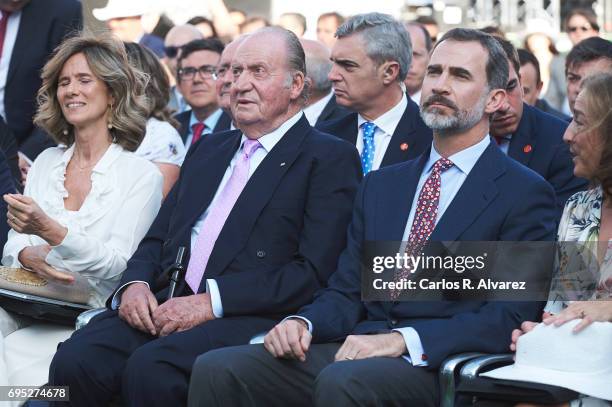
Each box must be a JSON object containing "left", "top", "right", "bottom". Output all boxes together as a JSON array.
[
  {"left": 317, "top": 13, "right": 432, "bottom": 175},
  {"left": 0, "top": 0, "right": 81, "bottom": 148},
  {"left": 189, "top": 28, "right": 557, "bottom": 407},
  {"left": 491, "top": 38, "right": 587, "bottom": 219},
  {"left": 48, "top": 27, "right": 362, "bottom": 407},
  {"left": 301, "top": 39, "right": 349, "bottom": 125}
]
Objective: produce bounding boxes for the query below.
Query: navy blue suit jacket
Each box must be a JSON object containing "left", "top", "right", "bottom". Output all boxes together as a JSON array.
[
  {"left": 315, "top": 95, "right": 350, "bottom": 125},
  {"left": 175, "top": 110, "right": 233, "bottom": 145},
  {"left": 0, "top": 150, "right": 16, "bottom": 249},
  {"left": 316, "top": 97, "right": 432, "bottom": 167},
  {"left": 115, "top": 115, "right": 362, "bottom": 318},
  {"left": 5, "top": 0, "right": 82, "bottom": 145},
  {"left": 298, "top": 141, "right": 557, "bottom": 368},
  {"left": 507, "top": 104, "right": 587, "bottom": 218}
]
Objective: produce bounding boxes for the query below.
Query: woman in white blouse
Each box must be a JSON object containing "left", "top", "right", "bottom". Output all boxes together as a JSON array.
[
  {"left": 0, "top": 33, "right": 163, "bottom": 386},
  {"left": 125, "top": 42, "right": 186, "bottom": 197}
]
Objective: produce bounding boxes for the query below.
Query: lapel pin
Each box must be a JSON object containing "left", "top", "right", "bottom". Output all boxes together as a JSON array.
[
  {"left": 400, "top": 143, "right": 409, "bottom": 151},
  {"left": 280, "top": 162, "right": 286, "bottom": 167},
  {"left": 523, "top": 144, "right": 532, "bottom": 153}
]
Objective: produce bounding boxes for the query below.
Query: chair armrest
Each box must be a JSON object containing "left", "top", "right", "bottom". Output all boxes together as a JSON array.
[
  {"left": 460, "top": 354, "right": 514, "bottom": 380},
  {"left": 439, "top": 352, "right": 485, "bottom": 407},
  {"left": 75, "top": 307, "right": 106, "bottom": 330}
]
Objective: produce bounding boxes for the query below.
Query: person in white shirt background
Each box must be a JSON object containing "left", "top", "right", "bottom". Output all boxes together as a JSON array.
[
  {"left": 0, "top": 33, "right": 163, "bottom": 387},
  {"left": 125, "top": 42, "right": 186, "bottom": 198}
]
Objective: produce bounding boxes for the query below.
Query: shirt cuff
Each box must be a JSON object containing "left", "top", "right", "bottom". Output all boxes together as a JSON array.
[
  {"left": 282, "top": 315, "right": 313, "bottom": 334},
  {"left": 394, "top": 327, "right": 428, "bottom": 367},
  {"left": 206, "top": 279, "right": 223, "bottom": 318},
  {"left": 111, "top": 281, "right": 149, "bottom": 310}
]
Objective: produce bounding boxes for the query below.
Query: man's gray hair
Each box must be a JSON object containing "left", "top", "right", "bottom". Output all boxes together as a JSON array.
[
  {"left": 256, "top": 26, "right": 309, "bottom": 102},
  {"left": 336, "top": 12, "right": 412, "bottom": 82},
  {"left": 435, "top": 28, "right": 509, "bottom": 91},
  {"left": 306, "top": 55, "right": 332, "bottom": 94}
]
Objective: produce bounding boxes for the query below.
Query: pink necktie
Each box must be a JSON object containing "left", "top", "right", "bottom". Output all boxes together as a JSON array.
[{"left": 185, "top": 139, "right": 262, "bottom": 293}]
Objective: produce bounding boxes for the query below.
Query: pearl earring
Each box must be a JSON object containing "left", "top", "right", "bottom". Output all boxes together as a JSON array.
[{"left": 63, "top": 129, "right": 68, "bottom": 135}]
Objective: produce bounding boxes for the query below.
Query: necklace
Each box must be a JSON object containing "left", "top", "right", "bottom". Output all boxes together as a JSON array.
[{"left": 72, "top": 155, "right": 98, "bottom": 172}]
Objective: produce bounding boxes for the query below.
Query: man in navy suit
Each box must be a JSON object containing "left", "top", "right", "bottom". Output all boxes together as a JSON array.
[
  {"left": 48, "top": 27, "right": 361, "bottom": 407},
  {"left": 490, "top": 38, "right": 587, "bottom": 218},
  {"left": 316, "top": 13, "right": 432, "bottom": 174},
  {"left": 189, "top": 28, "right": 557, "bottom": 407},
  {"left": 0, "top": 0, "right": 81, "bottom": 147},
  {"left": 173, "top": 38, "right": 232, "bottom": 147}
]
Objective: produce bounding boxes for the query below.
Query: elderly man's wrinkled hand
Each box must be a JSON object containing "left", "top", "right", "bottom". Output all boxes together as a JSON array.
[
  {"left": 119, "top": 282, "right": 159, "bottom": 336},
  {"left": 152, "top": 293, "right": 215, "bottom": 337}
]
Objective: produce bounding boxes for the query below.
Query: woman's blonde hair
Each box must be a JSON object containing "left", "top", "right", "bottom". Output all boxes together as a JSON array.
[
  {"left": 581, "top": 73, "right": 612, "bottom": 200},
  {"left": 34, "top": 32, "right": 148, "bottom": 151}
]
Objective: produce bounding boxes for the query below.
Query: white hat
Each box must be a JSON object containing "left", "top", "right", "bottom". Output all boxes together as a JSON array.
[
  {"left": 482, "top": 320, "right": 612, "bottom": 400},
  {"left": 92, "top": 0, "right": 151, "bottom": 21}
]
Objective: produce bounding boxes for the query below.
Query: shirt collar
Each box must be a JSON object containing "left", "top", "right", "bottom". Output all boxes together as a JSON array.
[
  {"left": 357, "top": 93, "right": 408, "bottom": 136},
  {"left": 57, "top": 142, "right": 124, "bottom": 174},
  {"left": 240, "top": 111, "right": 303, "bottom": 153},
  {"left": 189, "top": 109, "right": 224, "bottom": 131},
  {"left": 425, "top": 135, "right": 491, "bottom": 175},
  {"left": 303, "top": 91, "right": 333, "bottom": 119}
]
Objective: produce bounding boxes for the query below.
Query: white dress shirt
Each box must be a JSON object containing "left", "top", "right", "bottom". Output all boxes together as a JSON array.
[
  {"left": 0, "top": 11, "right": 21, "bottom": 119},
  {"left": 303, "top": 91, "right": 333, "bottom": 126},
  {"left": 2, "top": 143, "right": 164, "bottom": 307},
  {"left": 356, "top": 94, "right": 408, "bottom": 171},
  {"left": 290, "top": 135, "right": 492, "bottom": 367},
  {"left": 184, "top": 109, "right": 224, "bottom": 146},
  {"left": 135, "top": 118, "right": 186, "bottom": 166},
  {"left": 112, "top": 112, "right": 304, "bottom": 316}
]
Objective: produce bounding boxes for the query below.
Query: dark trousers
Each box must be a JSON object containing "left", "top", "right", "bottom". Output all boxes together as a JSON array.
[
  {"left": 189, "top": 343, "right": 439, "bottom": 407},
  {"left": 48, "top": 310, "right": 277, "bottom": 407}
]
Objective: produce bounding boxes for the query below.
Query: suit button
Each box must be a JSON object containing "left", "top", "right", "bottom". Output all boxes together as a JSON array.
[{"left": 256, "top": 250, "right": 266, "bottom": 258}]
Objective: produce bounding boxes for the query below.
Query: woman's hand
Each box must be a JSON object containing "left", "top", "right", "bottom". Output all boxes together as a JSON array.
[
  {"left": 18, "top": 245, "right": 75, "bottom": 284},
  {"left": 4, "top": 194, "right": 67, "bottom": 245},
  {"left": 543, "top": 301, "right": 612, "bottom": 332}
]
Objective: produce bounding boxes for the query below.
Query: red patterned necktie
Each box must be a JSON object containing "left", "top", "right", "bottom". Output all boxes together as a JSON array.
[
  {"left": 0, "top": 11, "right": 11, "bottom": 59},
  {"left": 191, "top": 122, "right": 206, "bottom": 145},
  {"left": 392, "top": 157, "right": 454, "bottom": 298}
]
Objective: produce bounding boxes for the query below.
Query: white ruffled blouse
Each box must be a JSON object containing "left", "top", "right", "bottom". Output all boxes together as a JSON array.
[{"left": 1, "top": 143, "right": 163, "bottom": 307}]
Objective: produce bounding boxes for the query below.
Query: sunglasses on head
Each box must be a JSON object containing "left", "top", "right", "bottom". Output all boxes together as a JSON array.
[
  {"left": 164, "top": 46, "right": 181, "bottom": 58},
  {"left": 568, "top": 25, "right": 592, "bottom": 33}
]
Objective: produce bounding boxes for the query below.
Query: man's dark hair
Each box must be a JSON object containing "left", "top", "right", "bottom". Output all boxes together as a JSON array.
[
  {"left": 518, "top": 48, "right": 541, "bottom": 85},
  {"left": 317, "top": 12, "right": 345, "bottom": 26},
  {"left": 480, "top": 25, "right": 506, "bottom": 39},
  {"left": 565, "top": 37, "right": 612, "bottom": 75},
  {"left": 493, "top": 37, "right": 520, "bottom": 78},
  {"left": 178, "top": 38, "right": 225, "bottom": 68},
  {"left": 564, "top": 8, "right": 599, "bottom": 32},
  {"left": 435, "top": 28, "right": 508, "bottom": 91},
  {"left": 406, "top": 22, "right": 433, "bottom": 52}
]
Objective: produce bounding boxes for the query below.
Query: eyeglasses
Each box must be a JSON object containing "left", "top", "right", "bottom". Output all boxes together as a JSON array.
[
  {"left": 178, "top": 65, "right": 217, "bottom": 81},
  {"left": 568, "top": 25, "right": 592, "bottom": 33},
  {"left": 164, "top": 46, "right": 181, "bottom": 58}
]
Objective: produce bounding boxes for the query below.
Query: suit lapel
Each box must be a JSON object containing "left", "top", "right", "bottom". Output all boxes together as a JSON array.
[
  {"left": 380, "top": 99, "right": 418, "bottom": 167},
  {"left": 317, "top": 96, "right": 336, "bottom": 124},
  {"left": 7, "top": 3, "right": 35, "bottom": 84},
  {"left": 507, "top": 104, "right": 535, "bottom": 166},
  {"left": 201, "top": 117, "right": 310, "bottom": 282},
  {"left": 176, "top": 111, "right": 191, "bottom": 144},
  {"left": 430, "top": 142, "right": 503, "bottom": 242},
  {"left": 376, "top": 152, "right": 429, "bottom": 241}
]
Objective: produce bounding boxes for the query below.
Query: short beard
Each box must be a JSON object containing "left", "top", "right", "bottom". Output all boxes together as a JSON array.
[{"left": 420, "top": 91, "right": 488, "bottom": 135}]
